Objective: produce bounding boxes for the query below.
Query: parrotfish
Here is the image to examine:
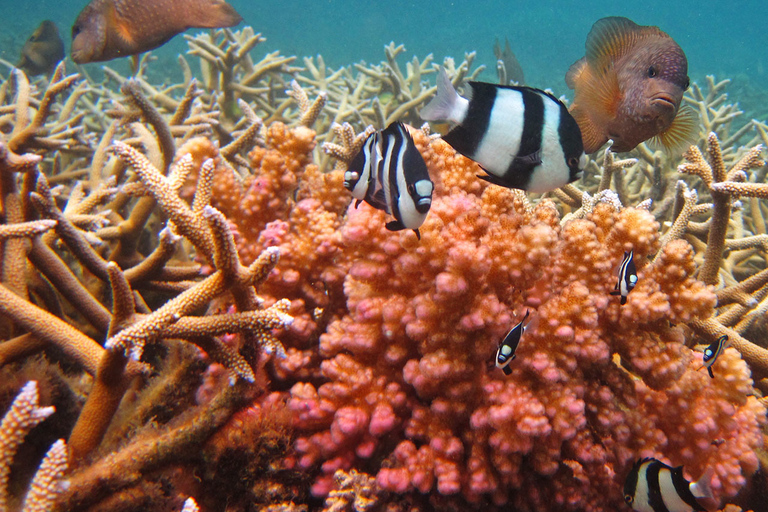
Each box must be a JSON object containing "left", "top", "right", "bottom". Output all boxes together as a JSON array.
[
  {"left": 421, "top": 67, "right": 585, "bottom": 193},
  {"left": 624, "top": 458, "right": 712, "bottom": 512},
  {"left": 18, "top": 21, "right": 65, "bottom": 76},
  {"left": 71, "top": 0, "right": 243, "bottom": 64},
  {"left": 566, "top": 16, "right": 698, "bottom": 154},
  {"left": 344, "top": 122, "right": 433, "bottom": 239}
]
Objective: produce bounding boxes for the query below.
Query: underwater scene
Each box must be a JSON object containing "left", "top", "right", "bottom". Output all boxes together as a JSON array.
[{"left": 2, "top": 0, "right": 768, "bottom": 511}]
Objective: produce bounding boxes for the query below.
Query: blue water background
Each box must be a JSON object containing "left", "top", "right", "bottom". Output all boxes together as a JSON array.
[{"left": 2, "top": 1, "right": 766, "bottom": 97}]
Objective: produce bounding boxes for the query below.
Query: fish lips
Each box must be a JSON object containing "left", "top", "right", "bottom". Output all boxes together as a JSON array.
[{"left": 649, "top": 92, "right": 678, "bottom": 110}]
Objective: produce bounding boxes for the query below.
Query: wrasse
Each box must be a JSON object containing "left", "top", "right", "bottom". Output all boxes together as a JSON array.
[
  {"left": 611, "top": 250, "right": 637, "bottom": 305},
  {"left": 344, "top": 122, "right": 433, "bottom": 239},
  {"left": 420, "top": 67, "right": 585, "bottom": 193}
]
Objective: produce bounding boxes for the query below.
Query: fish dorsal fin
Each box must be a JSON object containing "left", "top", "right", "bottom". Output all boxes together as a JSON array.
[
  {"left": 586, "top": 16, "right": 666, "bottom": 70},
  {"left": 647, "top": 105, "right": 700, "bottom": 155}
]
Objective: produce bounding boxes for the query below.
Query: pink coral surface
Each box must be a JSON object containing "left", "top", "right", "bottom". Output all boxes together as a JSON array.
[{"left": 212, "top": 124, "right": 765, "bottom": 511}]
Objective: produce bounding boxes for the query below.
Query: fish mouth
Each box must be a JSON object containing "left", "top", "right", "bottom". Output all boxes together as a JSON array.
[{"left": 650, "top": 93, "right": 676, "bottom": 109}]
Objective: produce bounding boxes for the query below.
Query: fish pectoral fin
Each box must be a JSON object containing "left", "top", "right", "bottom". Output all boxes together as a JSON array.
[
  {"left": 565, "top": 57, "right": 588, "bottom": 89},
  {"left": 512, "top": 150, "right": 542, "bottom": 166},
  {"left": 385, "top": 220, "right": 406, "bottom": 232},
  {"left": 609, "top": 290, "right": 621, "bottom": 296},
  {"left": 569, "top": 103, "right": 609, "bottom": 154},
  {"left": 647, "top": 105, "right": 699, "bottom": 155}
]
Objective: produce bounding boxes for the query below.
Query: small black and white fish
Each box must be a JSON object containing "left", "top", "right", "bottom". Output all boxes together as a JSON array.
[
  {"left": 420, "top": 67, "right": 586, "bottom": 193},
  {"left": 611, "top": 250, "right": 638, "bottom": 305},
  {"left": 624, "top": 457, "right": 712, "bottom": 512},
  {"left": 344, "top": 122, "right": 433, "bottom": 238},
  {"left": 701, "top": 335, "right": 729, "bottom": 379},
  {"left": 495, "top": 310, "right": 530, "bottom": 375}
]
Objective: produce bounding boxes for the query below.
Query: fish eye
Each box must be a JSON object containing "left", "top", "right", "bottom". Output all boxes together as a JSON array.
[
  {"left": 647, "top": 66, "right": 658, "bottom": 78},
  {"left": 624, "top": 495, "right": 633, "bottom": 504},
  {"left": 683, "top": 77, "right": 690, "bottom": 89},
  {"left": 72, "top": 24, "right": 82, "bottom": 38},
  {"left": 568, "top": 156, "right": 580, "bottom": 168}
]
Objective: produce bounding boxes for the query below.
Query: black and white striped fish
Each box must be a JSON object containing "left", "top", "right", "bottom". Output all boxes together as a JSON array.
[
  {"left": 420, "top": 67, "right": 586, "bottom": 193},
  {"left": 343, "top": 122, "right": 433, "bottom": 239},
  {"left": 701, "top": 335, "right": 729, "bottom": 378},
  {"left": 624, "top": 458, "right": 712, "bottom": 512},
  {"left": 611, "top": 250, "right": 638, "bottom": 305},
  {"left": 495, "top": 310, "right": 530, "bottom": 376}
]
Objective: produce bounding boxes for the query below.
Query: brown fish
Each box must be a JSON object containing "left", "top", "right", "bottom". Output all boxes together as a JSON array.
[
  {"left": 566, "top": 16, "right": 697, "bottom": 154},
  {"left": 18, "top": 20, "right": 65, "bottom": 76},
  {"left": 71, "top": 0, "right": 243, "bottom": 64},
  {"left": 493, "top": 37, "right": 525, "bottom": 85}
]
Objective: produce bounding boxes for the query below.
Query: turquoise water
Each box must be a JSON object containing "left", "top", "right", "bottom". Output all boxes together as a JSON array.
[{"left": 4, "top": 0, "right": 767, "bottom": 93}]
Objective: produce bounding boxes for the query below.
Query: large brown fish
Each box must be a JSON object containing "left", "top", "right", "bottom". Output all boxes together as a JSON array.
[
  {"left": 566, "top": 16, "right": 697, "bottom": 154},
  {"left": 71, "top": 0, "right": 243, "bottom": 64},
  {"left": 18, "top": 20, "right": 65, "bottom": 76}
]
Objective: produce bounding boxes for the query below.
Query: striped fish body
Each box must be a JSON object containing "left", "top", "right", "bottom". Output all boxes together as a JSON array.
[
  {"left": 343, "top": 122, "right": 433, "bottom": 237},
  {"left": 420, "top": 68, "right": 585, "bottom": 193},
  {"left": 495, "top": 310, "right": 529, "bottom": 376},
  {"left": 611, "top": 250, "right": 638, "bottom": 305},
  {"left": 624, "top": 458, "right": 709, "bottom": 512},
  {"left": 702, "top": 335, "right": 728, "bottom": 378}
]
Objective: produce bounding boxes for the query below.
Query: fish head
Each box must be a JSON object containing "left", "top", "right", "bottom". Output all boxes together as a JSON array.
[
  {"left": 71, "top": 4, "right": 108, "bottom": 64},
  {"left": 408, "top": 179, "right": 433, "bottom": 215},
  {"left": 621, "top": 37, "right": 689, "bottom": 127}
]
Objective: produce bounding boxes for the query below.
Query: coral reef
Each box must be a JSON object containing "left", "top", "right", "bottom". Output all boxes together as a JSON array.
[{"left": 0, "top": 24, "right": 766, "bottom": 512}]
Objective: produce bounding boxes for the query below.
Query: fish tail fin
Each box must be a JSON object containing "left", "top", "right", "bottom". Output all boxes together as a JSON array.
[
  {"left": 690, "top": 466, "right": 714, "bottom": 500},
  {"left": 420, "top": 67, "right": 461, "bottom": 123},
  {"left": 192, "top": 0, "right": 243, "bottom": 28},
  {"left": 647, "top": 105, "right": 699, "bottom": 156}
]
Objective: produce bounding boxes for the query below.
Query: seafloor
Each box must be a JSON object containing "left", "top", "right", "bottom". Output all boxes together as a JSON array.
[{"left": 0, "top": 26, "right": 767, "bottom": 512}]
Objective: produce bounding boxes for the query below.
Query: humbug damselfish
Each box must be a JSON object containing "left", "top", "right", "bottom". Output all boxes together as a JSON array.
[
  {"left": 343, "top": 121, "right": 434, "bottom": 239},
  {"left": 420, "top": 67, "right": 586, "bottom": 193},
  {"left": 623, "top": 457, "right": 712, "bottom": 512}
]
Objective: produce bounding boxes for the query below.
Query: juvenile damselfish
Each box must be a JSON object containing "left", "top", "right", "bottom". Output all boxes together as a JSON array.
[
  {"left": 566, "top": 16, "right": 697, "bottom": 154},
  {"left": 344, "top": 122, "right": 433, "bottom": 239},
  {"left": 420, "top": 67, "right": 585, "bottom": 193},
  {"left": 71, "top": 0, "right": 242, "bottom": 64},
  {"left": 18, "top": 21, "right": 65, "bottom": 76}
]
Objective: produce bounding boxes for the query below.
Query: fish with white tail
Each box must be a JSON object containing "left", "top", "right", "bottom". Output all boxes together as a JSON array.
[
  {"left": 420, "top": 67, "right": 585, "bottom": 193},
  {"left": 624, "top": 458, "right": 712, "bottom": 512}
]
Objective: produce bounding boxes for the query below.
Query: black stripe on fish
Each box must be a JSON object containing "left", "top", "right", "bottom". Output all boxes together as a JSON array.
[
  {"left": 669, "top": 465, "right": 706, "bottom": 511},
  {"left": 644, "top": 461, "right": 668, "bottom": 512},
  {"left": 512, "top": 88, "right": 545, "bottom": 178},
  {"left": 557, "top": 98, "right": 586, "bottom": 183},
  {"left": 442, "top": 81, "right": 496, "bottom": 160}
]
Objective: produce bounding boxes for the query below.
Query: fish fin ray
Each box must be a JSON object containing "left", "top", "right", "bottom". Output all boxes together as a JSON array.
[
  {"left": 385, "top": 220, "right": 406, "bottom": 232},
  {"left": 690, "top": 466, "right": 714, "bottom": 501},
  {"left": 586, "top": 16, "right": 666, "bottom": 69},
  {"left": 189, "top": 0, "right": 243, "bottom": 28},
  {"left": 476, "top": 172, "right": 522, "bottom": 190},
  {"left": 565, "top": 57, "right": 588, "bottom": 90},
  {"left": 647, "top": 105, "right": 699, "bottom": 155},
  {"left": 569, "top": 103, "right": 608, "bottom": 154}
]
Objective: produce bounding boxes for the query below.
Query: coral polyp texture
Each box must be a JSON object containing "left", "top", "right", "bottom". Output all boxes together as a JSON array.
[{"left": 0, "top": 26, "right": 766, "bottom": 512}]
